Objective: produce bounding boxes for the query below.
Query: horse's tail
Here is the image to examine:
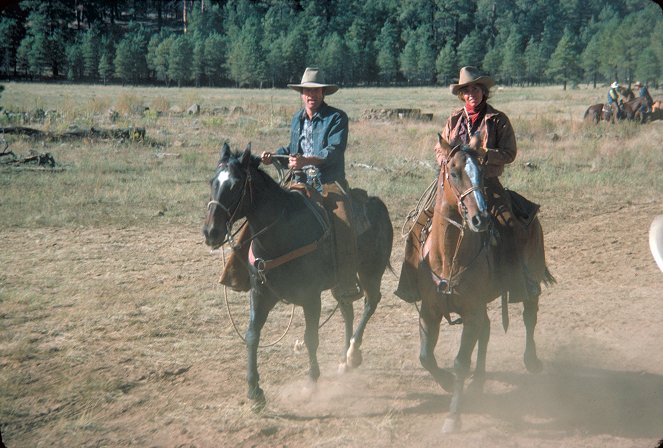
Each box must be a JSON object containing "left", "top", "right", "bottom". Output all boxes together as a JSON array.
[{"left": 583, "top": 108, "right": 589, "bottom": 120}]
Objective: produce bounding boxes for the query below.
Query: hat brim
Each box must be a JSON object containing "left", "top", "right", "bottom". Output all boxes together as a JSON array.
[
  {"left": 450, "top": 76, "right": 495, "bottom": 95},
  {"left": 287, "top": 82, "right": 339, "bottom": 95}
]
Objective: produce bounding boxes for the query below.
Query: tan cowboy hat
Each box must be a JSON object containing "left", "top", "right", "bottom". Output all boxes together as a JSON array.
[
  {"left": 450, "top": 66, "right": 495, "bottom": 95},
  {"left": 634, "top": 81, "right": 643, "bottom": 87},
  {"left": 287, "top": 67, "right": 339, "bottom": 95}
]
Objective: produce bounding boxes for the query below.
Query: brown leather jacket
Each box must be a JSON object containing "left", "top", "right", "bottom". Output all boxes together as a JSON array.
[{"left": 437, "top": 103, "right": 517, "bottom": 178}]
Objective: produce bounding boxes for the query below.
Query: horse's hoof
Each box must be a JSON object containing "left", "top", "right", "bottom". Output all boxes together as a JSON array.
[
  {"left": 435, "top": 369, "right": 455, "bottom": 393},
  {"left": 347, "top": 348, "right": 363, "bottom": 369},
  {"left": 442, "top": 415, "right": 462, "bottom": 433},
  {"left": 302, "top": 380, "right": 317, "bottom": 400},
  {"left": 524, "top": 354, "right": 543, "bottom": 374},
  {"left": 248, "top": 386, "right": 266, "bottom": 412}
]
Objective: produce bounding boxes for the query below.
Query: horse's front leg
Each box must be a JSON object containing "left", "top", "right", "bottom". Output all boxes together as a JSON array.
[
  {"left": 302, "top": 297, "right": 322, "bottom": 386},
  {"left": 246, "top": 290, "right": 277, "bottom": 408},
  {"left": 523, "top": 295, "right": 543, "bottom": 373},
  {"left": 338, "top": 301, "right": 355, "bottom": 373},
  {"left": 443, "top": 310, "right": 483, "bottom": 433},
  {"left": 469, "top": 308, "right": 490, "bottom": 393},
  {"left": 343, "top": 276, "right": 382, "bottom": 370},
  {"left": 419, "top": 305, "right": 454, "bottom": 393}
]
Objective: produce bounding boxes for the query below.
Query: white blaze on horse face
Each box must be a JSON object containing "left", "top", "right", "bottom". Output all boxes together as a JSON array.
[
  {"left": 464, "top": 157, "right": 488, "bottom": 212},
  {"left": 215, "top": 169, "right": 232, "bottom": 194}
]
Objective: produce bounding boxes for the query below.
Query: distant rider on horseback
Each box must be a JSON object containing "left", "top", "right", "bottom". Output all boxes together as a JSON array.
[{"left": 607, "top": 81, "right": 624, "bottom": 119}]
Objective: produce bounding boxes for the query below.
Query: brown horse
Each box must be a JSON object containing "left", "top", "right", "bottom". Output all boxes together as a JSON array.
[
  {"left": 622, "top": 96, "right": 651, "bottom": 122},
  {"left": 413, "top": 135, "right": 554, "bottom": 433},
  {"left": 584, "top": 103, "right": 609, "bottom": 123},
  {"left": 651, "top": 100, "right": 663, "bottom": 121},
  {"left": 619, "top": 86, "right": 635, "bottom": 102},
  {"left": 584, "top": 87, "right": 636, "bottom": 123}
]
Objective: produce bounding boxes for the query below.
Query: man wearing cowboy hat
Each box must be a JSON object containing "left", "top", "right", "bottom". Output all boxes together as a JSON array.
[
  {"left": 396, "top": 66, "right": 536, "bottom": 303},
  {"left": 607, "top": 81, "right": 624, "bottom": 119},
  {"left": 261, "top": 67, "right": 362, "bottom": 301}
]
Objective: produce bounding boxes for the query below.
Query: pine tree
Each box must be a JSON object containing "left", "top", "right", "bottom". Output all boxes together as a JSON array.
[
  {"left": 81, "top": 29, "right": 100, "bottom": 80},
  {"left": 168, "top": 35, "right": 192, "bottom": 88},
  {"left": 319, "top": 33, "right": 347, "bottom": 85},
  {"left": 226, "top": 20, "right": 265, "bottom": 87},
  {"left": 203, "top": 33, "right": 226, "bottom": 86},
  {"left": 191, "top": 33, "right": 205, "bottom": 87},
  {"left": 399, "top": 36, "right": 418, "bottom": 83},
  {"left": 376, "top": 21, "right": 399, "bottom": 83},
  {"left": 436, "top": 42, "right": 457, "bottom": 86},
  {"left": 66, "top": 41, "right": 84, "bottom": 81},
  {"left": 98, "top": 52, "right": 113, "bottom": 85},
  {"left": 416, "top": 30, "right": 436, "bottom": 84},
  {"left": 500, "top": 28, "right": 524, "bottom": 85},
  {"left": 545, "top": 28, "right": 581, "bottom": 90},
  {"left": 457, "top": 31, "right": 484, "bottom": 68}
]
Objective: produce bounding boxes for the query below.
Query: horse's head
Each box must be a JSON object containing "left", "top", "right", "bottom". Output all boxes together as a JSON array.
[
  {"left": 437, "top": 133, "right": 491, "bottom": 233},
  {"left": 202, "top": 142, "right": 258, "bottom": 249}
]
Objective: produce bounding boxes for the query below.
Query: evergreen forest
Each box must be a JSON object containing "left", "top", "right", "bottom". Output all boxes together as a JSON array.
[{"left": 0, "top": 0, "right": 662, "bottom": 88}]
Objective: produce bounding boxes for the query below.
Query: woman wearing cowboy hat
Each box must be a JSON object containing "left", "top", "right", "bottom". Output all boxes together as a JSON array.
[{"left": 396, "top": 66, "right": 533, "bottom": 302}]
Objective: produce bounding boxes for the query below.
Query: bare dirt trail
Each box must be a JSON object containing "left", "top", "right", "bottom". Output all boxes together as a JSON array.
[{"left": 2, "top": 199, "right": 663, "bottom": 447}]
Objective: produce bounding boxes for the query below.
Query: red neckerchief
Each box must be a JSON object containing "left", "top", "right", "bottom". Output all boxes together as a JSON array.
[{"left": 464, "top": 100, "right": 486, "bottom": 127}]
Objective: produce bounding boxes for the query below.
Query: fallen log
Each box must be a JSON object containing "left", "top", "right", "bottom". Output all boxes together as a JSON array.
[{"left": 0, "top": 126, "right": 145, "bottom": 141}]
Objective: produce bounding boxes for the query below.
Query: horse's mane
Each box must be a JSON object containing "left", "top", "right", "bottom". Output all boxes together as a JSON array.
[{"left": 224, "top": 148, "right": 302, "bottom": 203}]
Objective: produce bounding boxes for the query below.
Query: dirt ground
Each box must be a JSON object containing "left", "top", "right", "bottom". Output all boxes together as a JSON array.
[{"left": 2, "top": 196, "right": 663, "bottom": 447}]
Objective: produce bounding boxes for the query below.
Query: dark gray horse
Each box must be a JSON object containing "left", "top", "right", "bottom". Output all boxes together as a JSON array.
[{"left": 203, "top": 143, "right": 393, "bottom": 407}]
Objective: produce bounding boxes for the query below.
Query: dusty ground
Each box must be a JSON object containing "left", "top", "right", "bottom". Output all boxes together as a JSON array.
[{"left": 2, "top": 192, "right": 663, "bottom": 448}]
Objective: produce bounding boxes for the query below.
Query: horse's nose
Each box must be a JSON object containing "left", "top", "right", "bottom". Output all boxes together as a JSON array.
[
  {"left": 202, "top": 224, "right": 220, "bottom": 246},
  {"left": 470, "top": 213, "right": 491, "bottom": 232}
]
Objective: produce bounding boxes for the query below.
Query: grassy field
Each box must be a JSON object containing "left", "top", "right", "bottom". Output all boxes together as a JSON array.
[
  {"left": 1, "top": 82, "right": 662, "bottom": 231},
  {"left": 1, "top": 82, "right": 663, "bottom": 447}
]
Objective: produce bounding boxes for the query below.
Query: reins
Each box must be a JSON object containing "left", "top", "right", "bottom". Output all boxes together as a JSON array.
[{"left": 218, "top": 249, "right": 295, "bottom": 348}]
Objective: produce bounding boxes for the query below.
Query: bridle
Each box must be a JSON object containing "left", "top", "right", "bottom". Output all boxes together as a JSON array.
[
  {"left": 441, "top": 145, "right": 485, "bottom": 227},
  {"left": 433, "top": 145, "right": 491, "bottom": 298},
  {"left": 207, "top": 162, "right": 253, "bottom": 247}
]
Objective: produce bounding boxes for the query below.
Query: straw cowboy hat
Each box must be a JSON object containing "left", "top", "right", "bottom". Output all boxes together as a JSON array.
[
  {"left": 450, "top": 66, "right": 496, "bottom": 95},
  {"left": 287, "top": 67, "right": 339, "bottom": 95},
  {"left": 634, "top": 81, "right": 643, "bottom": 87}
]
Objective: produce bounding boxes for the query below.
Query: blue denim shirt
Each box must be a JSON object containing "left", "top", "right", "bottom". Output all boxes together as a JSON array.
[{"left": 274, "top": 102, "right": 349, "bottom": 184}]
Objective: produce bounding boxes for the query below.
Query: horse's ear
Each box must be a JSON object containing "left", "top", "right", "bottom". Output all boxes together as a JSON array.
[
  {"left": 239, "top": 142, "right": 252, "bottom": 168},
  {"left": 219, "top": 142, "right": 231, "bottom": 164},
  {"left": 436, "top": 132, "right": 452, "bottom": 153},
  {"left": 468, "top": 130, "right": 487, "bottom": 157}
]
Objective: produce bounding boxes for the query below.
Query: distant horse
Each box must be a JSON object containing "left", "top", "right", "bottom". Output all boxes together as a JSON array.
[
  {"left": 651, "top": 100, "right": 663, "bottom": 121},
  {"left": 203, "top": 143, "right": 393, "bottom": 407},
  {"left": 583, "top": 103, "right": 608, "bottom": 123},
  {"left": 584, "top": 87, "right": 637, "bottom": 123},
  {"left": 412, "top": 136, "right": 554, "bottom": 432},
  {"left": 622, "top": 96, "right": 652, "bottom": 122},
  {"left": 619, "top": 86, "right": 635, "bottom": 102}
]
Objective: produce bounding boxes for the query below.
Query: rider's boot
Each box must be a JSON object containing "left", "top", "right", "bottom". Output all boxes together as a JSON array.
[
  {"left": 325, "top": 182, "right": 363, "bottom": 302},
  {"left": 219, "top": 224, "right": 252, "bottom": 292},
  {"left": 395, "top": 206, "right": 434, "bottom": 302}
]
